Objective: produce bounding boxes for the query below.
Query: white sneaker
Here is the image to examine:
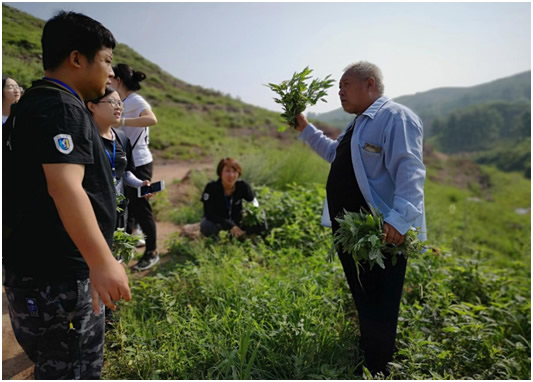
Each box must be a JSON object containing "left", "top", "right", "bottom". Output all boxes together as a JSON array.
[
  {"left": 132, "top": 251, "right": 160, "bottom": 271},
  {"left": 133, "top": 229, "right": 146, "bottom": 247}
]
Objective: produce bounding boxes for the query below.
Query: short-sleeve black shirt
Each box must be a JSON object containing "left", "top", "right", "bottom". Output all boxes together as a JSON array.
[
  {"left": 3, "top": 80, "right": 116, "bottom": 282},
  {"left": 201, "top": 179, "right": 254, "bottom": 229}
]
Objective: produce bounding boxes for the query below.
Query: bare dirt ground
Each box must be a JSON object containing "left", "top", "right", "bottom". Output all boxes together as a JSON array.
[{"left": 2, "top": 160, "right": 211, "bottom": 380}]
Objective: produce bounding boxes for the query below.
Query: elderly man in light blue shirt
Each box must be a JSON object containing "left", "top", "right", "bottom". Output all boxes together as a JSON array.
[{"left": 295, "top": 61, "right": 425, "bottom": 375}]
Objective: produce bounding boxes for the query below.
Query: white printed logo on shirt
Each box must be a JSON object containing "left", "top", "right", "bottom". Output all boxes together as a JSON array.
[
  {"left": 53, "top": 134, "right": 74, "bottom": 154},
  {"left": 203, "top": 193, "right": 209, "bottom": 201}
]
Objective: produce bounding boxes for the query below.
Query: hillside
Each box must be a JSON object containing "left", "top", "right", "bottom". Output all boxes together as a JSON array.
[
  {"left": 3, "top": 5, "right": 530, "bottom": 380},
  {"left": 426, "top": 100, "right": 530, "bottom": 176},
  {"left": 2, "top": 4, "right": 302, "bottom": 160},
  {"left": 308, "top": 70, "right": 531, "bottom": 136}
]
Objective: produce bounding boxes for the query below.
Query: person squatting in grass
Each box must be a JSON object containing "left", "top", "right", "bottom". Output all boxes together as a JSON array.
[
  {"left": 86, "top": 86, "right": 153, "bottom": 233},
  {"left": 3, "top": 11, "right": 131, "bottom": 379},
  {"left": 200, "top": 157, "right": 267, "bottom": 239},
  {"left": 109, "top": 63, "right": 160, "bottom": 271},
  {"left": 294, "top": 61, "right": 426, "bottom": 375},
  {"left": 2, "top": 75, "right": 23, "bottom": 124}
]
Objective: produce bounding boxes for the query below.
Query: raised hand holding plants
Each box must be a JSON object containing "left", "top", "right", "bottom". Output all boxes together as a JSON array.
[{"left": 267, "top": 67, "right": 335, "bottom": 131}]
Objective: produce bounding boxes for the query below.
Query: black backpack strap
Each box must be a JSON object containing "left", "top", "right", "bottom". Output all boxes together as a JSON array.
[
  {"left": 129, "top": 127, "right": 146, "bottom": 151},
  {"left": 112, "top": 128, "right": 130, "bottom": 152},
  {"left": 112, "top": 127, "right": 136, "bottom": 170}
]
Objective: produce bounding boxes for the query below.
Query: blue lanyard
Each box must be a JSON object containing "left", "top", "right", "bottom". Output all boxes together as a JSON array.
[
  {"left": 104, "top": 131, "right": 116, "bottom": 180},
  {"left": 42, "top": 77, "right": 83, "bottom": 103}
]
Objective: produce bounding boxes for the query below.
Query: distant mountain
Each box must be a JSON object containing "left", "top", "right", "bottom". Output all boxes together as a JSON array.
[
  {"left": 309, "top": 71, "right": 531, "bottom": 136},
  {"left": 1, "top": 5, "right": 295, "bottom": 160}
]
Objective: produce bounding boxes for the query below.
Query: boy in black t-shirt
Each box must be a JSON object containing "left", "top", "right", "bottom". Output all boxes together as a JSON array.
[{"left": 3, "top": 11, "right": 131, "bottom": 379}]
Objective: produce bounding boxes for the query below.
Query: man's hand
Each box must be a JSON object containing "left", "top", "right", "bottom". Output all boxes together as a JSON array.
[
  {"left": 90, "top": 257, "right": 131, "bottom": 314},
  {"left": 383, "top": 223, "right": 406, "bottom": 246},
  {"left": 295, "top": 114, "right": 309, "bottom": 132},
  {"left": 230, "top": 225, "right": 245, "bottom": 238}
]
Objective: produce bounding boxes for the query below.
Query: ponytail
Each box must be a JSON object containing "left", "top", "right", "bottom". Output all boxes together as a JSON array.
[{"left": 112, "top": 63, "right": 146, "bottom": 91}]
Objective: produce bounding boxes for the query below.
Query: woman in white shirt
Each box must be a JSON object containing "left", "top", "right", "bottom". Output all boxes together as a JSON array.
[
  {"left": 110, "top": 64, "right": 159, "bottom": 272},
  {"left": 2, "top": 76, "right": 22, "bottom": 124}
]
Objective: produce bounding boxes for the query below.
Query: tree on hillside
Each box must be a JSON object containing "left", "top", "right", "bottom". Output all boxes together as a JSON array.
[
  {"left": 437, "top": 105, "right": 500, "bottom": 152},
  {"left": 511, "top": 110, "right": 531, "bottom": 138},
  {"left": 433, "top": 102, "right": 530, "bottom": 153}
]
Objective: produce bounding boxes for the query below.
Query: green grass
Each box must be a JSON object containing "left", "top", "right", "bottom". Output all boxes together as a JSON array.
[
  {"left": 103, "top": 149, "right": 530, "bottom": 379},
  {"left": 424, "top": 166, "right": 531, "bottom": 268},
  {"left": 2, "top": 4, "right": 293, "bottom": 161}
]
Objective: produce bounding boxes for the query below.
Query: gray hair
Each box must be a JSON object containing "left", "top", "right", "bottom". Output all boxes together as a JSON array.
[{"left": 344, "top": 61, "right": 385, "bottom": 96}]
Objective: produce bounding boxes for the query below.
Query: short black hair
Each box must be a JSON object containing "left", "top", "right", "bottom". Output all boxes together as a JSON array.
[
  {"left": 113, "top": 63, "right": 146, "bottom": 91},
  {"left": 42, "top": 11, "right": 116, "bottom": 71}
]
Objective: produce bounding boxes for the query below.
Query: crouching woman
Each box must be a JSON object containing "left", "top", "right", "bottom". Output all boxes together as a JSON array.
[{"left": 201, "top": 157, "right": 266, "bottom": 239}]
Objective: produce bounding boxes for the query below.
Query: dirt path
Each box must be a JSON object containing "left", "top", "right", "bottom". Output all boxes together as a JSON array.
[{"left": 2, "top": 160, "right": 211, "bottom": 380}]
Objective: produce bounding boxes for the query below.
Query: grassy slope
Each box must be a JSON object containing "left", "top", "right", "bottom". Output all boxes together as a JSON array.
[
  {"left": 105, "top": 150, "right": 530, "bottom": 379},
  {"left": 2, "top": 4, "right": 293, "bottom": 160}
]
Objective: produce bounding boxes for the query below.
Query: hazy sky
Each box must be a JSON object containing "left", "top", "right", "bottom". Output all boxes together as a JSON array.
[{"left": 4, "top": 1, "right": 531, "bottom": 114}]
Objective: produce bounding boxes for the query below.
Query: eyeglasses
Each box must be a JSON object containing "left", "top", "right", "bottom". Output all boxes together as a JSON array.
[
  {"left": 5, "top": 85, "right": 23, "bottom": 92},
  {"left": 99, "top": 100, "right": 123, "bottom": 109}
]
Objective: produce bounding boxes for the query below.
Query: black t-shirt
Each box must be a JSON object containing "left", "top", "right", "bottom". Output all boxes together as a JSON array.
[
  {"left": 326, "top": 120, "right": 369, "bottom": 233},
  {"left": 101, "top": 129, "right": 135, "bottom": 186},
  {"left": 201, "top": 179, "right": 254, "bottom": 229},
  {"left": 3, "top": 80, "right": 116, "bottom": 282},
  {"left": 102, "top": 128, "right": 135, "bottom": 227}
]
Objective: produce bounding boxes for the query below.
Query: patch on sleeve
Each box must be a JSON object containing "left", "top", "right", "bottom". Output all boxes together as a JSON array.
[
  {"left": 203, "top": 192, "right": 209, "bottom": 201},
  {"left": 53, "top": 134, "right": 74, "bottom": 154}
]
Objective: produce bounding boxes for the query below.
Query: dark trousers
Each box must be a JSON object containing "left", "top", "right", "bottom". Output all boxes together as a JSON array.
[
  {"left": 4, "top": 276, "right": 105, "bottom": 379},
  {"left": 337, "top": 249, "right": 407, "bottom": 374},
  {"left": 126, "top": 162, "right": 157, "bottom": 252}
]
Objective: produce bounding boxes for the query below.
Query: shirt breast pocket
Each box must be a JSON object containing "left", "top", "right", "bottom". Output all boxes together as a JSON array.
[{"left": 359, "top": 140, "right": 384, "bottom": 179}]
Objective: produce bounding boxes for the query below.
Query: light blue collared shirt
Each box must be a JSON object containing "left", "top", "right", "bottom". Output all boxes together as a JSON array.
[{"left": 298, "top": 96, "right": 427, "bottom": 241}]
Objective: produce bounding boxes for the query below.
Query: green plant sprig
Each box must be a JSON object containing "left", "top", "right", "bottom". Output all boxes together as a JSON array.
[
  {"left": 116, "top": 192, "right": 126, "bottom": 213},
  {"left": 266, "top": 67, "right": 335, "bottom": 131},
  {"left": 112, "top": 228, "right": 139, "bottom": 265},
  {"left": 331, "top": 208, "right": 426, "bottom": 286}
]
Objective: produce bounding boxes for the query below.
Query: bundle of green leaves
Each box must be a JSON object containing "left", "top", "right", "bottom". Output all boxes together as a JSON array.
[
  {"left": 332, "top": 209, "right": 426, "bottom": 283},
  {"left": 112, "top": 228, "right": 140, "bottom": 265},
  {"left": 267, "top": 67, "right": 335, "bottom": 130}
]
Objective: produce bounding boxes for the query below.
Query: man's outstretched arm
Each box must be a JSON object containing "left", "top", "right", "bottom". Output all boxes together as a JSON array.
[{"left": 43, "top": 163, "right": 131, "bottom": 313}]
